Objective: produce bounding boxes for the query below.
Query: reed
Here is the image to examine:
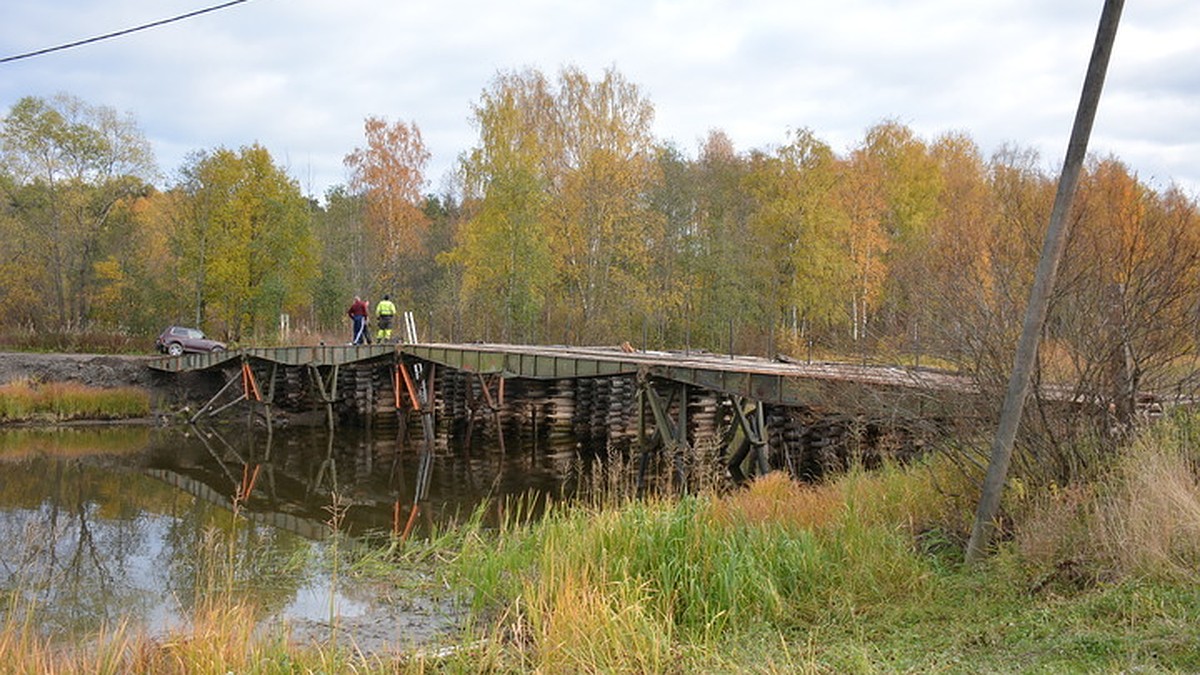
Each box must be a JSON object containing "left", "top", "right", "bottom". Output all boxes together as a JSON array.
[
  {"left": 454, "top": 472, "right": 943, "bottom": 672},
  {"left": 0, "top": 379, "right": 150, "bottom": 422},
  {"left": 451, "top": 421, "right": 1200, "bottom": 672}
]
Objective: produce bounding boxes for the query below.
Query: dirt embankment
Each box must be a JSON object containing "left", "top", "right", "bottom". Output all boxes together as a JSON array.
[{"left": 0, "top": 352, "right": 160, "bottom": 389}]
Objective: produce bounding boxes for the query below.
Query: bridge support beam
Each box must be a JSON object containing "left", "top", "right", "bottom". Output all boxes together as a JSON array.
[
  {"left": 189, "top": 358, "right": 268, "bottom": 424},
  {"left": 400, "top": 358, "right": 438, "bottom": 542},
  {"left": 637, "top": 377, "right": 690, "bottom": 493},
  {"left": 466, "top": 373, "right": 507, "bottom": 454},
  {"left": 308, "top": 363, "right": 340, "bottom": 431},
  {"left": 727, "top": 396, "right": 771, "bottom": 481}
]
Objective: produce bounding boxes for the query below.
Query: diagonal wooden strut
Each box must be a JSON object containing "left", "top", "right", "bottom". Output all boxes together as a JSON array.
[
  {"left": 638, "top": 377, "right": 690, "bottom": 493},
  {"left": 727, "top": 396, "right": 771, "bottom": 480},
  {"left": 468, "top": 372, "right": 507, "bottom": 454},
  {"left": 401, "top": 359, "right": 438, "bottom": 542}
]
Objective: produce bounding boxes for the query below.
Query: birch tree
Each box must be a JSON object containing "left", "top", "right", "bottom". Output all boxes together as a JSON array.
[
  {"left": 173, "top": 144, "right": 315, "bottom": 339},
  {"left": 0, "top": 94, "right": 155, "bottom": 330}
]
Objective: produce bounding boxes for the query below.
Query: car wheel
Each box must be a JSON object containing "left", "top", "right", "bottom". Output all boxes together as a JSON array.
[
  {"left": 211, "top": 345, "right": 225, "bottom": 353},
  {"left": 167, "top": 343, "right": 184, "bottom": 356}
]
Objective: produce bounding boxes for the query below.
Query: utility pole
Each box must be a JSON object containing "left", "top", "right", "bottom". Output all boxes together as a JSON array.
[{"left": 965, "top": 0, "right": 1124, "bottom": 564}]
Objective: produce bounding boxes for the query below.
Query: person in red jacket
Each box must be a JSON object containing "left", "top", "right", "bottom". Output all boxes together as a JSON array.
[{"left": 347, "top": 296, "right": 369, "bottom": 345}]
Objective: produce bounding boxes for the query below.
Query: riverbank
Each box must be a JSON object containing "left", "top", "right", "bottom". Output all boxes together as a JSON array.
[
  {"left": 4, "top": 412, "right": 1200, "bottom": 671},
  {"left": 0, "top": 351, "right": 158, "bottom": 389},
  {"left": 0, "top": 352, "right": 165, "bottom": 424},
  {"left": 4, "top": 351, "right": 1199, "bottom": 670}
]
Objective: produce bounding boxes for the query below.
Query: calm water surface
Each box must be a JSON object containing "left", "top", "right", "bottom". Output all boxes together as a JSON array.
[{"left": 0, "top": 423, "right": 595, "bottom": 642}]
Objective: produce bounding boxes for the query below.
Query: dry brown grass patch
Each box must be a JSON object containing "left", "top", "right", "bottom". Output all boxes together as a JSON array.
[
  {"left": 1095, "top": 438, "right": 1200, "bottom": 580},
  {"left": 1016, "top": 417, "right": 1200, "bottom": 583},
  {"left": 709, "top": 471, "right": 844, "bottom": 531}
]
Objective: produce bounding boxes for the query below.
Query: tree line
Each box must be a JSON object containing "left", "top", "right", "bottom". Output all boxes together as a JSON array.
[{"left": 3, "top": 67, "right": 1200, "bottom": 432}]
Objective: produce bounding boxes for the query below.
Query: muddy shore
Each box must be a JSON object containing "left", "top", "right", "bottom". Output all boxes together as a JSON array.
[{"left": 0, "top": 351, "right": 160, "bottom": 389}]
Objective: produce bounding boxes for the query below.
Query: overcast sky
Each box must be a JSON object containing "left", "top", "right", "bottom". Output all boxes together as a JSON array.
[{"left": 2, "top": 0, "right": 1197, "bottom": 201}]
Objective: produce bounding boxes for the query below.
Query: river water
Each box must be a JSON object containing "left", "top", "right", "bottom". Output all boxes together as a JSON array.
[{"left": 0, "top": 422, "right": 610, "bottom": 648}]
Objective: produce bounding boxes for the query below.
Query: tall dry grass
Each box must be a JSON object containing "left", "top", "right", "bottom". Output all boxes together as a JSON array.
[
  {"left": 1017, "top": 411, "right": 1200, "bottom": 583},
  {"left": 0, "top": 379, "right": 150, "bottom": 422},
  {"left": 0, "top": 601, "right": 301, "bottom": 674},
  {"left": 1096, "top": 419, "right": 1200, "bottom": 579}
]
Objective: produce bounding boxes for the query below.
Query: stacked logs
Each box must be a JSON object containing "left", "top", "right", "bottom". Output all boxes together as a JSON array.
[
  {"left": 688, "top": 390, "right": 726, "bottom": 444},
  {"left": 369, "top": 369, "right": 931, "bottom": 483},
  {"left": 546, "top": 379, "right": 577, "bottom": 444},
  {"left": 436, "top": 368, "right": 470, "bottom": 425},
  {"left": 333, "top": 362, "right": 398, "bottom": 427},
  {"left": 281, "top": 365, "right": 310, "bottom": 410},
  {"left": 607, "top": 376, "right": 637, "bottom": 448},
  {"left": 514, "top": 379, "right": 548, "bottom": 446}
]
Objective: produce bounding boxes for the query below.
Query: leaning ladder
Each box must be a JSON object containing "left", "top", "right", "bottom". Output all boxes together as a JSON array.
[{"left": 403, "top": 310, "right": 419, "bottom": 345}]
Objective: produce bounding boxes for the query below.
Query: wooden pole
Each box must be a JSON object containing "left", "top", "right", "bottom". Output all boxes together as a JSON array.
[
  {"left": 189, "top": 369, "right": 242, "bottom": 423},
  {"left": 966, "top": 0, "right": 1124, "bottom": 563}
]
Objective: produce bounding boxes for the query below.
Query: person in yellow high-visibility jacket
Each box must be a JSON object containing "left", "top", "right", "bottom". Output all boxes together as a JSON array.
[{"left": 375, "top": 294, "right": 397, "bottom": 343}]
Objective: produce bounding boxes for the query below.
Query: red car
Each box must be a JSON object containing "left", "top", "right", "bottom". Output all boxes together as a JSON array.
[{"left": 155, "top": 326, "right": 227, "bottom": 356}]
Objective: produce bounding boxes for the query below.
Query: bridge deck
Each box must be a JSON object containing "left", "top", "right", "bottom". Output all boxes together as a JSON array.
[
  {"left": 149, "top": 342, "right": 974, "bottom": 410},
  {"left": 406, "top": 343, "right": 973, "bottom": 408},
  {"left": 148, "top": 344, "right": 396, "bottom": 372}
]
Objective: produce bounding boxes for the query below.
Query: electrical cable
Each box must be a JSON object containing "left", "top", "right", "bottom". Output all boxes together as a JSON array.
[{"left": 0, "top": 0, "right": 252, "bottom": 64}]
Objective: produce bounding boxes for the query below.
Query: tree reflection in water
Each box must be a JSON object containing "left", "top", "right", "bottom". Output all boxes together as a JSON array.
[{"left": 0, "top": 420, "right": 586, "bottom": 642}]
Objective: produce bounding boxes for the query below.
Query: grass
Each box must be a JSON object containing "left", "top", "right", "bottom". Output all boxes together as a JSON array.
[
  {"left": 0, "top": 330, "right": 148, "bottom": 354},
  {"left": 0, "top": 379, "right": 150, "bottom": 423},
  {"left": 446, "top": 421, "right": 1200, "bottom": 673},
  {"left": 5, "top": 414, "right": 1200, "bottom": 672}
]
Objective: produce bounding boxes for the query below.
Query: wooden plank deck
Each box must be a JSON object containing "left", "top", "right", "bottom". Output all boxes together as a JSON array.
[
  {"left": 147, "top": 344, "right": 395, "bottom": 372},
  {"left": 147, "top": 341, "right": 977, "bottom": 411},
  {"left": 404, "top": 343, "right": 976, "bottom": 409}
]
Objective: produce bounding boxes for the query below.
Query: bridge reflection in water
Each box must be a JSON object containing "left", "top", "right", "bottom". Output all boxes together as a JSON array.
[
  {"left": 0, "top": 426, "right": 475, "bottom": 643},
  {"left": 142, "top": 423, "right": 577, "bottom": 540},
  {"left": 151, "top": 342, "right": 980, "bottom": 529}
]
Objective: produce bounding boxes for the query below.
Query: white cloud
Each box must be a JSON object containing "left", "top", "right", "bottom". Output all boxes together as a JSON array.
[{"left": 2, "top": 0, "right": 1197, "bottom": 200}]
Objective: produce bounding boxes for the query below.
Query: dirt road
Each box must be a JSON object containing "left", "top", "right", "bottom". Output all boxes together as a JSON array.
[{"left": 0, "top": 352, "right": 159, "bottom": 389}]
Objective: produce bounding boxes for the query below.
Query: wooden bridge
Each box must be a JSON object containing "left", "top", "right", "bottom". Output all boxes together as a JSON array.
[
  {"left": 149, "top": 342, "right": 985, "bottom": 510},
  {"left": 149, "top": 342, "right": 973, "bottom": 407}
]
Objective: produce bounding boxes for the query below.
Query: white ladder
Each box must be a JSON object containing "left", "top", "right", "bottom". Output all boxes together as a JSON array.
[{"left": 403, "top": 311, "right": 419, "bottom": 344}]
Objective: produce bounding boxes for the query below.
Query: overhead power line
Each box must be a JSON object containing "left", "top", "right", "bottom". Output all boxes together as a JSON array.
[{"left": 0, "top": 0, "right": 252, "bottom": 64}]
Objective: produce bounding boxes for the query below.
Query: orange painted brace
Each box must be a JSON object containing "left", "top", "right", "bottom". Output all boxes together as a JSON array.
[
  {"left": 399, "top": 362, "right": 421, "bottom": 411},
  {"left": 239, "top": 463, "right": 262, "bottom": 502},
  {"left": 393, "top": 365, "right": 402, "bottom": 410},
  {"left": 241, "top": 362, "right": 262, "bottom": 402},
  {"left": 401, "top": 503, "right": 420, "bottom": 541}
]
